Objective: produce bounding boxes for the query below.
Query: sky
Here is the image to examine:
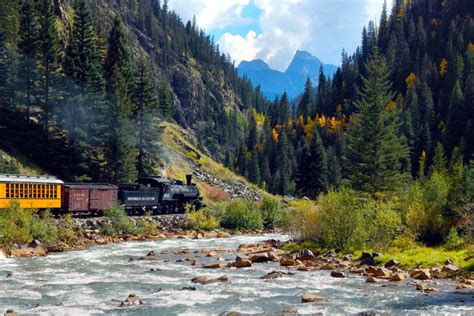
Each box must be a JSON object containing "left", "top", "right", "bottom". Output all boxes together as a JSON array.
[{"left": 168, "top": 0, "right": 393, "bottom": 71}]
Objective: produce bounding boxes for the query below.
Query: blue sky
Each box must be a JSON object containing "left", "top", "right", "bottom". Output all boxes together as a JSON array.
[{"left": 168, "top": 0, "right": 392, "bottom": 71}]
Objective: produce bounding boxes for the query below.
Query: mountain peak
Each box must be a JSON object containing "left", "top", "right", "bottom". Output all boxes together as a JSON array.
[
  {"left": 237, "top": 51, "right": 337, "bottom": 100},
  {"left": 293, "top": 50, "right": 320, "bottom": 62}
]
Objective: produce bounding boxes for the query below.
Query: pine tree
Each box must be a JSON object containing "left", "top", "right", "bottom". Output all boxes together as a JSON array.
[
  {"left": 279, "top": 92, "right": 290, "bottom": 125},
  {"left": 248, "top": 152, "right": 261, "bottom": 185},
  {"left": 0, "top": 30, "right": 11, "bottom": 108},
  {"left": 158, "top": 85, "right": 172, "bottom": 119},
  {"left": 297, "top": 78, "right": 313, "bottom": 120},
  {"left": 37, "top": 0, "right": 60, "bottom": 131},
  {"left": 345, "top": 48, "right": 409, "bottom": 194},
  {"left": 446, "top": 80, "right": 465, "bottom": 155},
  {"left": 131, "top": 60, "right": 161, "bottom": 177},
  {"left": 327, "top": 146, "right": 341, "bottom": 188},
  {"left": 104, "top": 16, "right": 131, "bottom": 92},
  {"left": 64, "top": 0, "right": 104, "bottom": 91},
  {"left": 296, "top": 128, "right": 328, "bottom": 198},
  {"left": 17, "top": 0, "right": 38, "bottom": 120},
  {"left": 246, "top": 111, "right": 258, "bottom": 151},
  {"left": 105, "top": 66, "right": 137, "bottom": 182},
  {"left": 430, "top": 142, "right": 448, "bottom": 176}
]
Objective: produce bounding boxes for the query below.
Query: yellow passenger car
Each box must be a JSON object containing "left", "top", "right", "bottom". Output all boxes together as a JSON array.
[{"left": 0, "top": 174, "right": 63, "bottom": 209}]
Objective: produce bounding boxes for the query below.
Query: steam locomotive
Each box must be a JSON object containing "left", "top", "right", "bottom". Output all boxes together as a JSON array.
[{"left": 0, "top": 173, "right": 202, "bottom": 215}]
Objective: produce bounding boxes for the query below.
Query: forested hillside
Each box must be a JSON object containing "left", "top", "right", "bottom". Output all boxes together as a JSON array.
[
  {"left": 0, "top": 0, "right": 264, "bottom": 182},
  {"left": 231, "top": 0, "right": 473, "bottom": 197}
]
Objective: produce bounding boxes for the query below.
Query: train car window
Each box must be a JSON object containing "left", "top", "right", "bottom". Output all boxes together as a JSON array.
[{"left": 6, "top": 183, "right": 10, "bottom": 198}]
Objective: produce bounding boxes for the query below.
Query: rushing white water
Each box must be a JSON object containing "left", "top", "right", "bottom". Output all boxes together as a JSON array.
[{"left": 0, "top": 234, "right": 473, "bottom": 315}]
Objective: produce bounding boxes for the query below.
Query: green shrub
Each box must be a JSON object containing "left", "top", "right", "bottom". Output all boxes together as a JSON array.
[
  {"left": 102, "top": 204, "right": 138, "bottom": 236},
  {"left": 136, "top": 211, "right": 160, "bottom": 236},
  {"left": 443, "top": 228, "right": 465, "bottom": 250},
  {"left": 281, "top": 200, "right": 319, "bottom": 241},
  {"left": 57, "top": 214, "right": 78, "bottom": 244},
  {"left": 30, "top": 210, "right": 58, "bottom": 245},
  {"left": 259, "top": 197, "right": 283, "bottom": 228},
  {"left": 390, "top": 229, "right": 420, "bottom": 251},
  {"left": 215, "top": 199, "right": 263, "bottom": 230},
  {"left": 316, "top": 189, "right": 367, "bottom": 251},
  {"left": 0, "top": 202, "right": 58, "bottom": 246},
  {"left": 184, "top": 208, "right": 220, "bottom": 231},
  {"left": 405, "top": 172, "right": 449, "bottom": 244}
]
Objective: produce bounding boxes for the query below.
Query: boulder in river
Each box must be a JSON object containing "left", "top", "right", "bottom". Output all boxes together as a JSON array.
[
  {"left": 367, "top": 267, "right": 391, "bottom": 278},
  {"left": 366, "top": 277, "right": 383, "bottom": 283},
  {"left": 410, "top": 269, "right": 431, "bottom": 280},
  {"left": 191, "top": 275, "right": 230, "bottom": 285},
  {"left": 280, "top": 257, "right": 297, "bottom": 267},
  {"left": 330, "top": 271, "right": 346, "bottom": 278},
  {"left": 234, "top": 256, "right": 252, "bottom": 268},
  {"left": 390, "top": 273, "right": 406, "bottom": 281},
  {"left": 260, "top": 270, "right": 294, "bottom": 280},
  {"left": 203, "top": 262, "right": 227, "bottom": 269},
  {"left": 280, "top": 306, "right": 298, "bottom": 314},
  {"left": 360, "top": 253, "right": 376, "bottom": 266},
  {"left": 4, "top": 310, "right": 17, "bottom": 316},
  {"left": 249, "top": 253, "right": 271, "bottom": 263},
  {"left": 416, "top": 283, "right": 437, "bottom": 293},
  {"left": 297, "top": 249, "right": 315, "bottom": 261},
  {"left": 442, "top": 264, "right": 460, "bottom": 274},
  {"left": 384, "top": 259, "right": 399, "bottom": 268},
  {"left": 301, "top": 292, "right": 326, "bottom": 303},
  {"left": 120, "top": 294, "right": 145, "bottom": 307},
  {"left": 181, "top": 286, "right": 197, "bottom": 291}
]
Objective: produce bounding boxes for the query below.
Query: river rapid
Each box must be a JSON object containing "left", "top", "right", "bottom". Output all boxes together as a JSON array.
[{"left": 0, "top": 234, "right": 473, "bottom": 315}]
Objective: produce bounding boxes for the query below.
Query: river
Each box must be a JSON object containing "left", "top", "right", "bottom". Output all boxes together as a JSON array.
[{"left": 0, "top": 234, "right": 473, "bottom": 315}]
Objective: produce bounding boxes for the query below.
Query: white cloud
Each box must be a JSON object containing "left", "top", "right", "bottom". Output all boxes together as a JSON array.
[
  {"left": 168, "top": 0, "right": 250, "bottom": 30},
  {"left": 171, "top": 0, "right": 394, "bottom": 70},
  {"left": 218, "top": 31, "right": 260, "bottom": 64}
]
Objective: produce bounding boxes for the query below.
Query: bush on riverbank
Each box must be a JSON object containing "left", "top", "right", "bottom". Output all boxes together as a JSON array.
[
  {"left": 184, "top": 207, "right": 220, "bottom": 231},
  {"left": 283, "top": 189, "right": 401, "bottom": 251},
  {"left": 101, "top": 204, "right": 138, "bottom": 236},
  {"left": 259, "top": 197, "right": 283, "bottom": 228},
  {"left": 215, "top": 199, "right": 263, "bottom": 230},
  {"left": 0, "top": 202, "right": 58, "bottom": 247}
]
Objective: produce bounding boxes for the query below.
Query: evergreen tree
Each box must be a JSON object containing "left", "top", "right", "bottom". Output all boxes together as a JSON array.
[
  {"left": 430, "top": 142, "right": 448, "bottom": 176},
  {"left": 64, "top": 0, "right": 104, "bottom": 91},
  {"left": 0, "top": 30, "right": 12, "bottom": 108},
  {"left": 446, "top": 80, "right": 465, "bottom": 155},
  {"left": 105, "top": 66, "right": 137, "bottom": 182},
  {"left": 131, "top": 60, "right": 161, "bottom": 177},
  {"left": 104, "top": 16, "right": 131, "bottom": 92},
  {"left": 345, "top": 49, "right": 409, "bottom": 194},
  {"left": 37, "top": 0, "right": 60, "bottom": 131},
  {"left": 279, "top": 92, "right": 290, "bottom": 125},
  {"left": 296, "top": 128, "right": 328, "bottom": 198},
  {"left": 158, "top": 85, "right": 172, "bottom": 119},
  {"left": 297, "top": 78, "right": 313, "bottom": 120},
  {"left": 17, "top": 0, "right": 38, "bottom": 120},
  {"left": 248, "top": 152, "right": 261, "bottom": 185},
  {"left": 327, "top": 146, "right": 341, "bottom": 188}
]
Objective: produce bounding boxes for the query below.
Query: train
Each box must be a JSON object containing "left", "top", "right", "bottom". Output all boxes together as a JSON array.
[{"left": 0, "top": 173, "right": 202, "bottom": 215}]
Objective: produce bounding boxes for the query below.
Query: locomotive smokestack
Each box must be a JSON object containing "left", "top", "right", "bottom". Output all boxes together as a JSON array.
[{"left": 186, "top": 174, "right": 192, "bottom": 185}]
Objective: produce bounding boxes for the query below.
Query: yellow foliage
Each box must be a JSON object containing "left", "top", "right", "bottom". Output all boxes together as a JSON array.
[
  {"left": 329, "top": 116, "right": 343, "bottom": 133},
  {"left": 387, "top": 100, "right": 397, "bottom": 112},
  {"left": 298, "top": 115, "right": 305, "bottom": 127},
  {"left": 272, "top": 128, "right": 279, "bottom": 142},
  {"left": 336, "top": 104, "right": 342, "bottom": 113},
  {"left": 397, "top": 7, "right": 405, "bottom": 20},
  {"left": 418, "top": 150, "right": 427, "bottom": 178},
  {"left": 304, "top": 117, "right": 316, "bottom": 137},
  {"left": 253, "top": 109, "right": 265, "bottom": 125},
  {"left": 439, "top": 58, "right": 448, "bottom": 77},
  {"left": 468, "top": 42, "right": 474, "bottom": 54},
  {"left": 317, "top": 114, "right": 327, "bottom": 127},
  {"left": 405, "top": 72, "right": 416, "bottom": 87}
]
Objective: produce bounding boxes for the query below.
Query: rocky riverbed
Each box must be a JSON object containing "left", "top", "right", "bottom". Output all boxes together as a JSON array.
[{"left": 1, "top": 234, "right": 473, "bottom": 315}]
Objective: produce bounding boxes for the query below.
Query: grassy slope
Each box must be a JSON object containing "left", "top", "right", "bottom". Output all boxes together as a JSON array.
[{"left": 154, "top": 121, "right": 273, "bottom": 205}]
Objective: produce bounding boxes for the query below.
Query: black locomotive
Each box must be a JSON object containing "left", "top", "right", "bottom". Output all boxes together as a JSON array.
[{"left": 119, "top": 175, "right": 202, "bottom": 213}]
